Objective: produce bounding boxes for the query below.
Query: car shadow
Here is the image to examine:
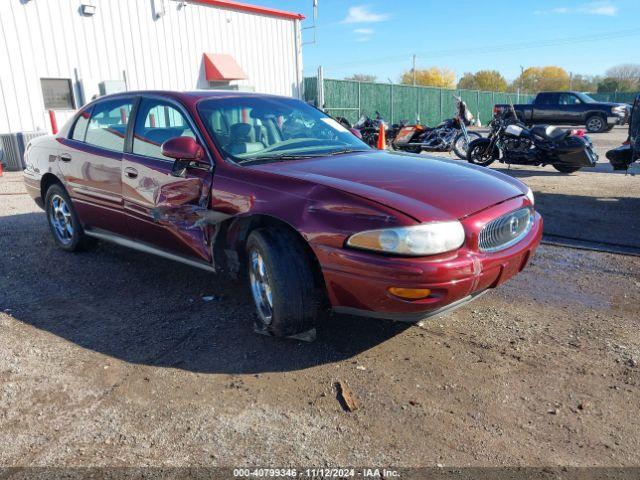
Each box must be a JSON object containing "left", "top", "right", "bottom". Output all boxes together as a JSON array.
[{"left": 0, "top": 212, "right": 410, "bottom": 375}]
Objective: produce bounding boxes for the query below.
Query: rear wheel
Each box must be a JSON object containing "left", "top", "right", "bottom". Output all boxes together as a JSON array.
[
  {"left": 453, "top": 131, "right": 482, "bottom": 159},
  {"left": 467, "top": 138, "right": 497, "bottom": 167},
  {"left": 552, "top": 165, "right": 581, "bottom": 174},
  {"left": 246, "top": 228, "right": 326, "bottom": 337},
  {"left": 586, "top": 115, "right": 606, "bottom": 133},
  {"left": 45, "top": 183, "right": 90, "bottom": 252}
]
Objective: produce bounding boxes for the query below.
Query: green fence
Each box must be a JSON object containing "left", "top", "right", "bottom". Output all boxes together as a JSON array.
[
  {"left": 303, "top": 77, "right": 536, "bottom": 126},
  {"left": 587, "top": 91, "right": 639, "bottom": 104}
]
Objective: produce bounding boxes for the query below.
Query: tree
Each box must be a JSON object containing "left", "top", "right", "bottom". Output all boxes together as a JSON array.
[
  {"left": 400, "top": 67, "right": 456, "bottom": 89},
  {"left": 457, "top": 70, "right": 507, "bottom": 91},
  {"left": 514, "top": 66, "right": 570, "bottom": 92},
  {"left": 345, "top": 74, "right": 377, "bottom": 83},
  {"left": 570, "top": 74, "right": 601, "bottom": 92},
  {"left": 603, "top": 63, "right": 640, "bottom": 91},
  {"left": 597, "top": 77, "right": 627, "bottom": 93}
]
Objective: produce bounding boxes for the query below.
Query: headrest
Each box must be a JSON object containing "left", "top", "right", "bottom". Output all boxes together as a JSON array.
[{"left": 230, "top": 123, "right": 253, "bottom": 138}]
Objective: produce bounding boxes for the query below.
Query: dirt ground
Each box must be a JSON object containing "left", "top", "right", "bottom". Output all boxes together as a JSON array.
[{"left": 0, "top": 127, "right": 639, "bottom": 468}]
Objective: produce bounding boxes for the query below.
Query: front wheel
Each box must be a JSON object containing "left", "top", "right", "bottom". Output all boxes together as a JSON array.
[
  {"left": 453, "top": 132, "right": 482, "bottom": 159},
  {"left": 586, "top": 115, "right": 606, "bottom": 133},
  {"left": 246, "top": 228, "right": 326, "bottom": 337},
  {"left": 552, "top": 164, "right": 581, "bottom": 174},
  {"left": 467, "top": 138, "right": 497, "bottom": 167}
]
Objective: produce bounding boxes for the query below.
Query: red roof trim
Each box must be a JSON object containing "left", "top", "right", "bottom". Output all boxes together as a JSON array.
[{"left": 191, "top": 0, "right": 305, "bottom": 20}]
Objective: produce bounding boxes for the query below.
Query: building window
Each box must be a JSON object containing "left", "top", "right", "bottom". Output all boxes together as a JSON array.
[{"left": 41, "top": 78, "right": 75, "bottom": 110}]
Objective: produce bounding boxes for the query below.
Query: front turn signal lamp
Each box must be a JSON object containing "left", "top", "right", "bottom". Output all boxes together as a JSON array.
[
  {"left": 346, "top": 221, "right": 465, "bottom": 256},
  {"left": 388, "top": 287, "right": 432, "bottom": 300}
]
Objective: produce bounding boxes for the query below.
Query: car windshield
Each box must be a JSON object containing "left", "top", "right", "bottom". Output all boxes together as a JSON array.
[
  {"left": 197, "top": 96, "right": 370, "bottom": 164},
  {"left": 575, "top": 92, "right": 596, "bottom": 104}
]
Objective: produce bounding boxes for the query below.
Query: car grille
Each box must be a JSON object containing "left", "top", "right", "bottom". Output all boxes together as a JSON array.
[{"left": 478, "top": 207, "right": 534, "bottom": 253}]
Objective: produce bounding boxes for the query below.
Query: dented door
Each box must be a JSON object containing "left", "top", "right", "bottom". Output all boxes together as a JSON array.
[{"left": 122, "top": 98, "right": 214, "bottom": 262}]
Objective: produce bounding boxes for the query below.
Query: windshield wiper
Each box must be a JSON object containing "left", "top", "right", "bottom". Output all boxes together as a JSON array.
[
  {"left": 238, "top": 149, "right": 370, "bottom": 165},
  {"left": 325, "top": 148, "right": 369, "bottom": 155},
  {"left": 238, "top": 153, "right": 325, "bottom": 164}
]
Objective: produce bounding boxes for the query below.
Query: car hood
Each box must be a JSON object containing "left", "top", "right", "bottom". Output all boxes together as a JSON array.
[{"left": 250, "top": 151, "right": 527, "bottom": 222}]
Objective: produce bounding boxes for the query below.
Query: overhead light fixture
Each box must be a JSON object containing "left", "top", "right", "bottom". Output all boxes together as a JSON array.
[{"left": 80, "top": 2, "right": 96, "bottom": 15}]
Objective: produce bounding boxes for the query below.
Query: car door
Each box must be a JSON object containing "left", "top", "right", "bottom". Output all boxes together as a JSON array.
[
  {"left": 558, "top": 93, "right": 583, "bottom": 124},
  {"left": 57, "top": 97, "right": 133, "bottom": 236},
  {"left": 122, "top": 96, "right": 214, "bottom": 262},
  {"left": 532, "top": 93, "right": 559, "bottom": 123}
]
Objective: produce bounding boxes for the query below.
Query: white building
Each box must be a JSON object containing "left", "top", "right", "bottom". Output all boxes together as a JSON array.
[{"left": 0, "top": 0, "right": 304, "bottom": 135}]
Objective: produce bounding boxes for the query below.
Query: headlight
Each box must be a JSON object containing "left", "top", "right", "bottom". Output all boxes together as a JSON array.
[
  {"left": 612, "top": 106, "right": 626, "bottom": 114},
  {"left": 346, "top": 221, "right": 465, "bottom": 256},
  {"left": 525, "top": 187, "right": 535, "bottom": 205}
]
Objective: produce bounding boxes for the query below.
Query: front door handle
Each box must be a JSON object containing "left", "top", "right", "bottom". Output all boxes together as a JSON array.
[
  {"left": 124, "top": 167, "right": 138, "bottom": 179},
  {"left": 59, "top": 153, "right": 72, "bottom": 162}
]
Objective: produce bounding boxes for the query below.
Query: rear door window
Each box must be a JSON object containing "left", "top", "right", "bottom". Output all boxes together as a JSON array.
[
  {"left": 70, "top": 108, "right": 92, "bottom": 142},
  {"left": 132, "top": 99, "right": 196, "bottom": 160},
  {"left": 85, "top": 99, "right": 133, "bottom": 152}
]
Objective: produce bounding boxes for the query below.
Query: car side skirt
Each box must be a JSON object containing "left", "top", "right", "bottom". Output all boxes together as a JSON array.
[{"left": 85, "top": 229, "right": 216, "bottom": 273}]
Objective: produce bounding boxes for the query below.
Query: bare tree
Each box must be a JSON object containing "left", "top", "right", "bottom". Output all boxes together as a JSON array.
[
  {"left": 345, "top": 74, "right": 377, "bottom": 83},
  {"left": 604, "top": 64, "right": 640, "bottom": 90}
]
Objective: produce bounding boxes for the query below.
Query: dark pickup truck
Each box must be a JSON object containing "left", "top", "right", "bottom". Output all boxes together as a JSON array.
[{"left": 495, "top": 91, "right": 629, "bottom": 133}]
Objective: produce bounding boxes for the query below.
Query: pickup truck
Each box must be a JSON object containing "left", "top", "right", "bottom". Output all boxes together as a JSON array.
[{"left": 494, "top": 91, "right": 629, "bottom": 133}]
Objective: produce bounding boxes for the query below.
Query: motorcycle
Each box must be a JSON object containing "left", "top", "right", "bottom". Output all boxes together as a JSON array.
[
  {"left": 467, "top": 106, "right": 598, "bottom": 174},
  {"left": 606, "top": 93, "right": 639, "bottom": 171},
  {"left": 353, "top": 111, "right": 388, "bottom": 147},
  {"left": 391, "top": 95, "right": 481, "bottom": 159}
]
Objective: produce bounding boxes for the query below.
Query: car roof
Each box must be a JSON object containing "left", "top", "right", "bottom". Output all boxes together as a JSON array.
[{"left": 89, "top": 90, "right": 293, "bottom": 105}]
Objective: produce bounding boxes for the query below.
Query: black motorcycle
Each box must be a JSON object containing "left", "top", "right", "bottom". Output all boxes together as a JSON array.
[
  {"left": 353, "top": 111, "right": 388, "bottom": 147},
  {"left": 467, "top": 109, "right": 598, "bottom": 174},
  {"left": 392, "top": 95, "right": 481, "bottom": 159},
  {"left": 606, "top": 93, "right": 639, "bottom": 171}
]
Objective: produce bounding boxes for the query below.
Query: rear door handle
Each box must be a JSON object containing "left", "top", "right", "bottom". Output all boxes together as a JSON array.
[
  {"left": 59, "top": 153, "right": 72, "bottom": 162},
  {"left": 124, "top": 167, "right": 138, "bottom": 179}
]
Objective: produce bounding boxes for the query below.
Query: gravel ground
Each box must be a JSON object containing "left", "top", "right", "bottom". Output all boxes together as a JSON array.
[{"left": 0, "top": 128, "right": 639, "bottom": 468}]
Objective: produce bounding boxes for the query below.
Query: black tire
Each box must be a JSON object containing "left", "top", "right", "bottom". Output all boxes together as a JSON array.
[
  {"left": 552, "top": 165, "right": 581, "bottom": 174},
  {"left": 44, "top": 183, "right": 90, "bottom": 252},
  {"left": 245, "top": 228, "right": 326, "bottom": 337},
  {"left": 453, "top": 131, "right": 482, "bottom": 159},
  {"left": 467, "top": 138, "right": 497, "bottom": 167},
  {"left": 585, "top": 115, "right": 606, "bottom": 133}
]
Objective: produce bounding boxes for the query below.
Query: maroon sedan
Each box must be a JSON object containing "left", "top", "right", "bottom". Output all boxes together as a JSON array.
[{"left": 23, "top": 91, "right": 542, "bottom": 337}]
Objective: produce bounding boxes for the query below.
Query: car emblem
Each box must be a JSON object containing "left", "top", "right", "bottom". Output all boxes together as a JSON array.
[{"left": 509, "top": 216, "right": 520, "bottom": 236}]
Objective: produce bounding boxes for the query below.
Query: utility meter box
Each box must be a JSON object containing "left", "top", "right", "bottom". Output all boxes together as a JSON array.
[{"left": 98, "top": 80, "right": 127, "bottom": 96}]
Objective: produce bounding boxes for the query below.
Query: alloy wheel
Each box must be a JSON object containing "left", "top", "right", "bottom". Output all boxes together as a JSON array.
[
  {"left": 49, "top": 194, "right": 74, "bottom": 245},
  {"left": 587, "top": 117, "right": 604, "bottom": 132},
  {"left": 249, "top": 249, "right": 274, "bottom": 325}
]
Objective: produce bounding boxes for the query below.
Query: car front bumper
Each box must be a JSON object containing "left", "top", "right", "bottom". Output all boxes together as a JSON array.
[
  {"left": 314, "top": 207, "right": 543, "bottom": 323},
  {"left": 607, "top": 115, "right": 626, "bottom": 125}
]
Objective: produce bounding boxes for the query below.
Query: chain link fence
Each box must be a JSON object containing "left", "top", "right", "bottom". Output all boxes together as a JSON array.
[{"left": 303, "top": 77, "right": 536, "bottom": 126}]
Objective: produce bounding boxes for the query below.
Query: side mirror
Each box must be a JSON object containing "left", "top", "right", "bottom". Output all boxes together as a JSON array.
[{"left": 161, "top": 137, "right": 206, "bottom": 177}]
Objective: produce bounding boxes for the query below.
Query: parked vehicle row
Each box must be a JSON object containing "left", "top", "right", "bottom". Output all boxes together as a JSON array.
[
  {"left": 392, "top": 95, "right": 481, "bottom": 159},
  {"left": 23, "top": 90, "right": 541, "bottom": 338},
  {"left": 494, "top": 91, "right": 629, "bottom": 133}
]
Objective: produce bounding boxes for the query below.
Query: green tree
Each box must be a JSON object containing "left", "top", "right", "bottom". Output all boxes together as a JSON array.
[
  {"left": 570, "top": 74, "right": 601, "bottom": 92},
  {"left": 400, "top": 67, "right": 456, "bottom": 89}
]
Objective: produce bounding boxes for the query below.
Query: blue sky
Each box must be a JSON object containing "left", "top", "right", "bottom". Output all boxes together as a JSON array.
[{"left": 266, "top": 0, "right": 639, "bottom": 81}]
